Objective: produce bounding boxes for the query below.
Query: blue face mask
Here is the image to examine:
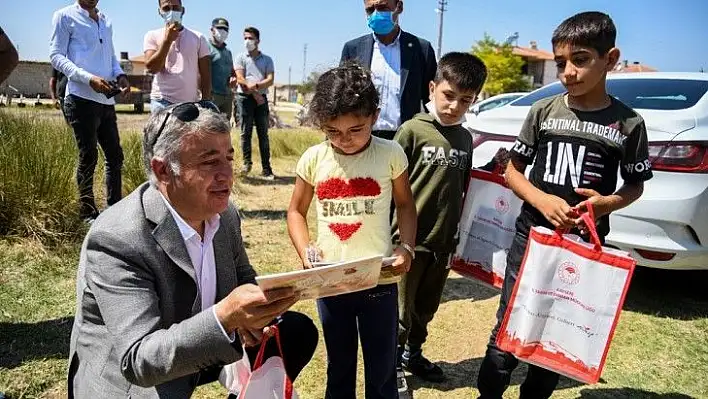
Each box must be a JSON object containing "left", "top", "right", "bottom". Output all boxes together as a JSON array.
[
  {"left": 367, "top": 10, "right": 395, "bottom": 35},
  {"left": 161, "top": 10, "right": 183, "bottom": 25}
]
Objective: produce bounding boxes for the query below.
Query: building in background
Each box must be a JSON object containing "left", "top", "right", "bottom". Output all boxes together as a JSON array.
[
  {"left": 611, "top": 60, "right": 657, "bottom": 73},
  {"left": 512, "top": 41, "right": 557, "bottom": 89},
  {"left": 2, "top": 52, "right": 147, "bottom": 99}
]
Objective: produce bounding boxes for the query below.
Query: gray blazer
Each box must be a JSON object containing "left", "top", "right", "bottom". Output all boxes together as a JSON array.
[{"left": 69, "top": 183, "right": 257, "bottom": 398}]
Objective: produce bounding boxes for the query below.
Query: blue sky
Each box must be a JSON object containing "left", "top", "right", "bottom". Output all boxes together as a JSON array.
[{"left": 2, "top": 0, "right": 706, "bottom": 83}]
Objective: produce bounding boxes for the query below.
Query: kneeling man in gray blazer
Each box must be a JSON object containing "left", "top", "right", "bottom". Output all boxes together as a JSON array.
[{"left": 69, "top": 101, "right": 318, "bottom": 398}]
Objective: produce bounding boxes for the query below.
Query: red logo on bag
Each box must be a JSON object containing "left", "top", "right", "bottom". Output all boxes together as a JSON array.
[
  {"left": 495, "top": 196, "right": 510, "bottom": 214},
  {"left": 558, "top": 262, "right": 580, "bottom": 285}
]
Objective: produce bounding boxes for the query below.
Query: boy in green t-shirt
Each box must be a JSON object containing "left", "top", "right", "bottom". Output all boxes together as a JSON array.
[{"left": 392, "top": 52, "right": 488, "bottom": 383}]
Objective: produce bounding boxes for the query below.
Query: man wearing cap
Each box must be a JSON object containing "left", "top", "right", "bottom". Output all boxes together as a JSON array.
[{"left": 208, "top": 18, "right": 236, "bottom": 119}]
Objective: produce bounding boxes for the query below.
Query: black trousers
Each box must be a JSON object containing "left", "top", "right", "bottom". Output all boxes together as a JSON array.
[
  {"left": 197, "top": 311, "right": 318, "bottom": 395},
  {"left": 372, "top": 130, "right": 397, "bottom": 140},
  {"left": 398, "top": 251, "right": 450, "bottom": 351},
  {"left": 237, "top": 94, "right": 272, "bottom": 174},
  {"left": 317, "top": 284, "right": 398, "bottom": 399},
  {"left": 477, "top": 233, "right": 560, "bottom": 399},
  {"left": 63, "top": 95, "right": 123, "bottom": 218}
]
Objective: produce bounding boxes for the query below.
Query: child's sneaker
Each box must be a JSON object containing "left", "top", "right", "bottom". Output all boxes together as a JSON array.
[
  {"left": 402, "top": 348, "right": 445, "bottom": 383},
  {"left": 397, "top": 366, "right": 409, "bottom": 394}
]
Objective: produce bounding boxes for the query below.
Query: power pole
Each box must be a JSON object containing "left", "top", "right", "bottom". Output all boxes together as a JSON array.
[
  {"left": 288, "top": 65, "right": 292, "bottom": 102},
  {"left": 302, "top": 44, "right": 308, "bottom": 83},
  {"left": 435, "top": 0, "right": 448, "bottom": 60}
]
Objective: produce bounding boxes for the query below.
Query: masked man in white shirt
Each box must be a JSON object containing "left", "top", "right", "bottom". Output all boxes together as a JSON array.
[{"left": 50, "top": 0, "right": 128, "bottom": 222}]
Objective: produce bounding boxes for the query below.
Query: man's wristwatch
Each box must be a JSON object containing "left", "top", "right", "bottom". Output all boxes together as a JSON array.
[{"left": 399, "top": 243, "right": 415, "bottom": 260}]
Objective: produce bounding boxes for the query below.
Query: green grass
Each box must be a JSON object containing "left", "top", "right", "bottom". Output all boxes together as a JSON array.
[
  {"left": 1, "top": 110, "right": 707, "bottom": 398},
  {"left": 0, "top": 111, "right": 83, "bottom": 241},
  {"left": 268, "top": 128, "right": 324, "bottom": 158}
]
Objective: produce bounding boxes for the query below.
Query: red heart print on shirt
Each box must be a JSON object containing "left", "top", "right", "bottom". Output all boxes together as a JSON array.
[
  {"left": 316, "top": 177, "right": 381, "bottom": 199},
  {"left": 316, "top": 177, "right": 381, "bottom": 241},
  {"left": 329, "top": 222, "right": 363, "bottom": 241}
]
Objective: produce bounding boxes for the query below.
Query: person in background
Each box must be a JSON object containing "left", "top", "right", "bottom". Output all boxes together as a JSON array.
[
  {"left": 208, "top": 17, "right": 236, "bottom": 120},
  {"left": 144, "top": 0, "right": 212, "bottom": 113},
  {"left": 340, "top": 0, "right": 437, "bottom": 140},
  {"left": 0, "top": 26, "right": 19, "bottom": 85},
  {"left": 50, "top": 68, "right": 68, "bottom": 118},
  {"left": 234, "top": 26, "right": 275, "bottom": 180},
  {"left": 49, "top": 0, "right": 128, "bottom": 222}
]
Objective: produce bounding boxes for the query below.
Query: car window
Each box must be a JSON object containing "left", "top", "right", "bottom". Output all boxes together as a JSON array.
[
  {"left": 478, "top": 99, "right": 503, "bottom": 112},
  {"left": 511, "top": 79, "right": 708, "bottom": 110},
  {"left": 510, "top": 84, "right": 566, "bottom": 106}
]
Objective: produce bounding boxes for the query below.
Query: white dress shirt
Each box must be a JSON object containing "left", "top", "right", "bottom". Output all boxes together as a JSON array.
[
  {"left": 370, "top": 31, "right": 402, "bottom": 131},
  {"left": 49, "top": 3, "right": 124, "bottom": 105},
  {"left": 160, "top": 194, "right": 234, "bottom": 341}
]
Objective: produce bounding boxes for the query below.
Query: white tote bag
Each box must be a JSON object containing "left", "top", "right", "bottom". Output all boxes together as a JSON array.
[
  {"left": 451, "top": 169, "right": 522, "bottom": 289},
  {"left": 496, "top": 205, "right": 635, "bottom": 384},
  {"left": 220, "top": 325, "right": 298, "bottom": 399}
]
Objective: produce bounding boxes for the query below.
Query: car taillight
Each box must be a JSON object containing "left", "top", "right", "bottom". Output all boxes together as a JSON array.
[
  {"left": 648, "top": 142, "right": 708, "bottom": 173},
  {"left": 634, "top": 248, "right": 676, "bottom": 261}
]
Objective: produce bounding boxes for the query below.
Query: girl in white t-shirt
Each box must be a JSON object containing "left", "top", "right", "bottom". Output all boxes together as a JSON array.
[{"left": 287, "top": 63, "right": 417, "bottom": 398}]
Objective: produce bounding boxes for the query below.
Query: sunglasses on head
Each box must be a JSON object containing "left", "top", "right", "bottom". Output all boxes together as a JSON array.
[{"left": 151, "top": 100, "right": 220, "bottom": 148}]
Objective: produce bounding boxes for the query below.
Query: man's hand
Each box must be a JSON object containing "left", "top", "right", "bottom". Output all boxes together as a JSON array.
[
  {"left": 229, "top": 76, "right": 238, "bottom": 88},
  {"left": 389, "top": 246, "right": 412, "bottom": 276},
  {"left": 89, "top": 76, "right": 113, "bottom": 94},
  {"left": 535, "top": 193, "right": 576, "bottom": 229},
  {"left": 164, "top": 22, "right": 181, "bottom": 44},
  {"left": 214, "top": 284, "right": 297, "bottom": 337},
  {"left": 117, "top": 75, "right": 130, "bottom": 90},
  {"left": 245, "top": 82, "right": 258, "bottom": 92},
  {"left": 237, "top": 324, "right": 278, "bottom": 347},
  {"left": 117, "top": 75, "right": 131, "bottom": 99}
]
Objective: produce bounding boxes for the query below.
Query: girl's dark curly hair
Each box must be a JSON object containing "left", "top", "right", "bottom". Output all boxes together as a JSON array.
[{"left": 308, "top": 62, "right": 380, "bottom": 127}]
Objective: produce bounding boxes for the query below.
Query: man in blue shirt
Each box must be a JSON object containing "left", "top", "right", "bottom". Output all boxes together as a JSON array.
[
  {"left": 49, "top": 0, "right": 128, "bottom": 222},
  {"left": 208, "top": 18, "right": 236, "bottom": 120}
]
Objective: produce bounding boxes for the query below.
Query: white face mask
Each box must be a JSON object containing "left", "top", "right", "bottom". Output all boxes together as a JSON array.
[
  {"left": 426, "top": 100, "right": 467, "bottom": 127},
  {"left": 245, "top": 39, "right": 257, "bottom": 52},
  {"left": 161, "top": 10, "right": 182, "bottom": 25},
  {"left": 213, "top": 28, "right": 229, "bottom": 43}
]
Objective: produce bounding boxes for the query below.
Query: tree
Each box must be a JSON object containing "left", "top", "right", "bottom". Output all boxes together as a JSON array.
[
  {"left": 472, "top": 34, "right": 530, "bottom": 96},
  {"left": 296, "top": 71, "right": 321, "bottom": 96}
]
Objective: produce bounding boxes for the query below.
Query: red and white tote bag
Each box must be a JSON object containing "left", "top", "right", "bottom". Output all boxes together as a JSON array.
[
  {"left": 496, "top": 205, "right": 635, "bottom": 384},
  {"left": 451, "top": 169, "right": 522, "bottom": 289}
]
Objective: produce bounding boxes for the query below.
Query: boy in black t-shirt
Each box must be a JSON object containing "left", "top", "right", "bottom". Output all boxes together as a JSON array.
[{"left": 476, "top": 12, "right": 652, "bottom": 399}]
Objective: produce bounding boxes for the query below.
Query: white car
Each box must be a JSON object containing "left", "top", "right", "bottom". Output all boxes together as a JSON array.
[
  {"left": 467, "top": 92, "right": 527, "bottom": 117},
  {"left": 465, "top": 72, "right": 708, "bottom": 270}
]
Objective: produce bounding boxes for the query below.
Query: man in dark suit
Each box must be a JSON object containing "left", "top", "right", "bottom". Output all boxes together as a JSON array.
[
  {"left": 68, "top": 102, "right": 318, "bottom": 398},
  {"left": 340, "top": 0, "right": 437, "bottom": 140}
]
